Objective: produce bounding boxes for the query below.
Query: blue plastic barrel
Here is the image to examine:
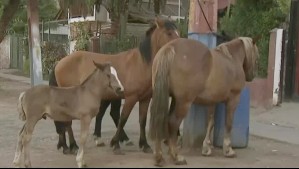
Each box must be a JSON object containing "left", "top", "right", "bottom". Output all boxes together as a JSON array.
[{"left": 213, "top": 87, "right": 250, "bottom": 148}]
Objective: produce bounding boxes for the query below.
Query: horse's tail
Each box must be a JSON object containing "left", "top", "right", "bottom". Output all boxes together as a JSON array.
[
  {"left": 49, "top": 64, "right": 58, "bottom": 87},
  {"left": 149, "top": 46, "right": 175, "bottom": 141},
  {"left": 17, "top": 92, "right": 26, "bottom": 121}
]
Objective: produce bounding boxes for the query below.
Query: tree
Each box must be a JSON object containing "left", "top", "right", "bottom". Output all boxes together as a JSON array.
[
  {"left": 0, "top": 0, "right": 21, "bottom": 43},
  {"left": 219, "top": 0, "right": 290, "bottom": 77}
]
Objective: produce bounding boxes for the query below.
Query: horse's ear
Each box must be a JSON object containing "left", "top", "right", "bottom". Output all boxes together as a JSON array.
[
  {"left": 252, "top": 35, "right": 262, "bottom": 44},
  {"left": 155, "top": 17, "right": 164, "bottom": 29},
  {"left": 93, "top": 61, "right": 105, "bottom": 71}
]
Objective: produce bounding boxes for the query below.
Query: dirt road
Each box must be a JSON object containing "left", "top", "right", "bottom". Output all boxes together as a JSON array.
[{"left": 0, "top": 77, "right": 299, "bottom": 168}]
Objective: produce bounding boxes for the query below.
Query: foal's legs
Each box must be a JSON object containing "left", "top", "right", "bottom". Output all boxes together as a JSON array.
[
  {"left": 223, "top": 94, "right": 240, "bottom": 157},
  {"left": 13, "top": 124, "right": 25, "bottom": 167},
  {"left": 110, "top": 96, "right": 138, "bottom": 154},
  {"left": 76, "top": 115, "right": 91, "bottom": 168},
  {"left": 138, "top": 98, "right": 152, "bottom": 153},
  {"left": 94, "top": 100, "right": 111, "bottom": 147},
  {"left": 168, "top": 101, "right": 191, "bottom": 165},
  {"left": 202, "top": 105, "right": 216, "bottom": 156},
  {"left": 13, "top": 118, "right": 39, "bottom": 168}
]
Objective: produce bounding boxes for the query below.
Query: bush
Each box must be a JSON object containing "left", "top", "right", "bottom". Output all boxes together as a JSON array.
[
  {"left": 219, "top": 0, "right": 290, "bottom": 77},
  {"left": 41, "top": 42, "right": 67, "bottom": 77}
]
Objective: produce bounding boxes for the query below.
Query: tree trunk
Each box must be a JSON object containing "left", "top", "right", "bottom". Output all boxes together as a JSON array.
[
  {"left": 0, "top": 0, "right": 21, "bottom": 43},
  {"left": 154, "top": 0, "right": 160, "bottom": 15},
  {"left": 118, "top": 0, "right": 129, "bottom": 40}
]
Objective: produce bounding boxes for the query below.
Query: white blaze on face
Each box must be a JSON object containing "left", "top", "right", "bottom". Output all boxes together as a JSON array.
[
  {"left": 110, "top": 67, "right": 124, "bottom": 91},
  {"left": 175, "top": 31, "right": 179, "bottom": 37}
]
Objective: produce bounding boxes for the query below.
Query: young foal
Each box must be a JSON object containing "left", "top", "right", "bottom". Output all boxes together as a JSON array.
[
  {"left": 150, "top": 37, "right": 260, "bottom": 166},
  {"left": 13, "top": 62, "right": 122, "bottom": 168}
]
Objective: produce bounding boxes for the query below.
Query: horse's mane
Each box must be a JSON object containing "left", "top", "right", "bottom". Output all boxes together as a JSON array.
[
  {"left": 238, "top": 37, "right": 259, "bottom": 66},
  {"left": 139, "top": 20, "right": 177, "bottom": 64},
  {"left": 215, "top": 37, "right": 258, "bottom": 62}
]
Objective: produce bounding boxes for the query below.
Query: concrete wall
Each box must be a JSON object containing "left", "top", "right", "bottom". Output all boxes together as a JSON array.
[
  {"left": 0, "top": 36, "right": 10, "bottom": 69},
  {"left": 247, "top": 29, "right": 284, "bottom": 109}
]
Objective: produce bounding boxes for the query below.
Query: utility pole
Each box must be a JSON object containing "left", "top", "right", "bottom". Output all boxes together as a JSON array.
[{"left": 27, "top": 0, "right": 43, "bottom": 86}]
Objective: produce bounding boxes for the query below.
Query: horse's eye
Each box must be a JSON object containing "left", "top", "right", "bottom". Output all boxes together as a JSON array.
[
  {"left": 167, "top": 32, "right": 172, "bottom": 36},
  {"left": 107, "top": 74, "right": 111, "bottom": 78}
]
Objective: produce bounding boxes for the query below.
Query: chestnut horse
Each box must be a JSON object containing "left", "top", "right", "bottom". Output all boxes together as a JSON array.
[
  {"left": 150, "top": 37, "right": 259, "bottom": 166},
  {"left": 52, "top": 18, "right": 180, "bottom": 154}
]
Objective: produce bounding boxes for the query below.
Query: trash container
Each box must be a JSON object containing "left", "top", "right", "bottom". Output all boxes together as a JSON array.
[{"left": 213, "top": 87, "right": 250, "bottom": 148}]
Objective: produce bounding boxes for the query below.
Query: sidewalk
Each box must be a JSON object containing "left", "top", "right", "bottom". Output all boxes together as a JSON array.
[
  {"left": 250, "top": 103, "right": 299, "bottom": 145},
  {"left": 1, "top": 68, "right": 299, "bottom": 146}
]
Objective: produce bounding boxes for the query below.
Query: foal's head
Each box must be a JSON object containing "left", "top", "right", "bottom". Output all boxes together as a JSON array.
[
  {"left": 92, "top": 61, "right": 122, "bottom": 95},
  {"left": 139, "top": 18, "right": 180, "bottom": 63}
]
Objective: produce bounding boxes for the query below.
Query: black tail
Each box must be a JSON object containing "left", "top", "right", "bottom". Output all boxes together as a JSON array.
[{"left": 49, "top": 65, "right": 58, "bottom": 87}]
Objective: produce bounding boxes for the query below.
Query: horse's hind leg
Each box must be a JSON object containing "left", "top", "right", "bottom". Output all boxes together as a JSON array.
[
  {"left": 94, "top": 100, "right": 110, "bottom": 147},
  {"left": 138, "top": 98, "right": 152, "bottom": 153},
  {"left": 23, "top": 118, "right": 39, "bottom": 168},
  {"left": 168, "top": 101, "right": 190, "bottom": 165},
  {"left": 13, "top": 124, "right": 26, "bottom": 167},
  {"left": 54, "top": 121, "right": 70, "bottom": 154},
  {"left": 223, "top": 95, "right": 240, "bottom": 158},
  {"left": 154, "top": 139, "right": 165, "bottom": 167},
  {"left": 76, "top": 116, "right": 91, "bottom": 168},
  {"left": 111, "top": 99, "right": 133, "bottom": 146},
  {"left": 202, "top": 105, "right": 216, "bottom": 156}
]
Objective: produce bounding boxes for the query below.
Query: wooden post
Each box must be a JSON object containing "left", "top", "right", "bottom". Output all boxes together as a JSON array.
[{"left": 27, "top": 0, "right": 43, "bottom": 86}]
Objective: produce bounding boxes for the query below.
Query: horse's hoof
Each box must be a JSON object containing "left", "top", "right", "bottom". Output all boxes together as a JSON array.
[
  {"left": 113, "top": 148, "right": 125, "bottom": 155},
  {"left": 95, "top": 137, "right": 106, "bottom": 147},
  {"left": 224, "top": 149, "right": 236, "bottom": 158},
  {"left": 123, "top": 140, "right": 134, "bottom": 146},
  {"left": 174, "top": 155, "right": 187, "bottom": 165},
  {"left": 63, "top": 148, "right": 71, "bottom": 155},
  {"left": 24, "top": 162, "right": 32, "bottom": 168},
  {"left": 154, "top": 157, "right": 166, "bottom": 167},
  {"left": 77, "top": 162, "right": 88, "bottom": 168},
  {"left": 143, "top": 146, "right": 153, "bottom": 154},
  {"left": 70, "top": 148, "right": 79, "bottom": 155},
  {"left": 202, "top": 146, "right": 212, "bottom": 156}
]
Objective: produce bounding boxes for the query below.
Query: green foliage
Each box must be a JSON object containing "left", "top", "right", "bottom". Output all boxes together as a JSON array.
[
  {"left": 41, "top": 42, "right": 67, "bottom": 76},
  {"left": 175, "top": 19, "right": 188, "bottom": 38},
  {"left": 1, "top": 0, "right": 59, "bottom": 35},
  {"left": 102, "top": 35, "right": 138, "bottom": 54},
  {"left": 73, "top": 22, "right": 91, "bottom": 51},
  {"left": 219, "top": 0, "right": 290, "bottom": 77}
]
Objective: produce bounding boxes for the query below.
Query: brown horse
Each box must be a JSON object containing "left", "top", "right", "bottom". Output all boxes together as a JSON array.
[
  {"left": 13, "top": 62, "right": 122, "bottom": 168},
  {"left": 53, "top": 18, "right": 180, "bottom": 154},
  {"left": 149, "top": 37, "right": 259, "bottom": 166}
]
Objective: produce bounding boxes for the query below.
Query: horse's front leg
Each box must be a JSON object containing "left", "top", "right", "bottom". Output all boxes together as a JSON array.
[
  {"left": 138, "top": 98, "right": 152, "bottom": 153},
  {"left": 168, "top": 101, "right": 190, "bottom": 165},
  {"left": 54, "top": 121, "right": 70, "bottom": 154},
  {"left": 110, "top": 99, "right": 133, "bottom": 146},
  {"left": 76, "top": 115, "right": 91, "bottom": 168},
  {"left": 223, "top": 94, "right": 241, "bottom": 158},
  {"left": 110, "top": 96, "right": 138, "bottom": 155},
  {"left": 94, "top": 100, "right": 110, "bottom": 147},
  {"left": 202, "top": 105, "right": 216, "bottom": 156},
  {"left": 154, "top": 139, "right": 164, "bottom": 167}
]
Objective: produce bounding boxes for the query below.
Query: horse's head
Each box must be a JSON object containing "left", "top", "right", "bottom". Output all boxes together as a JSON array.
[
  {"left": 93, "top": 61, "right": 123, "bottom": 96},
  {"left": 139, "top": 18, "right": 180, "bottom": 63},
  {"left": 239, "top": 36, "right": 260, "bottom": 82}
]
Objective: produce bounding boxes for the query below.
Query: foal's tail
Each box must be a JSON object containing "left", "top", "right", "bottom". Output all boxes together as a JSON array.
[
  {"left": 17, "top": 92, "right": 26, "bottom": 121},
  {"left": 149, "top": 46, "right": 175, "bottom": 141}
]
